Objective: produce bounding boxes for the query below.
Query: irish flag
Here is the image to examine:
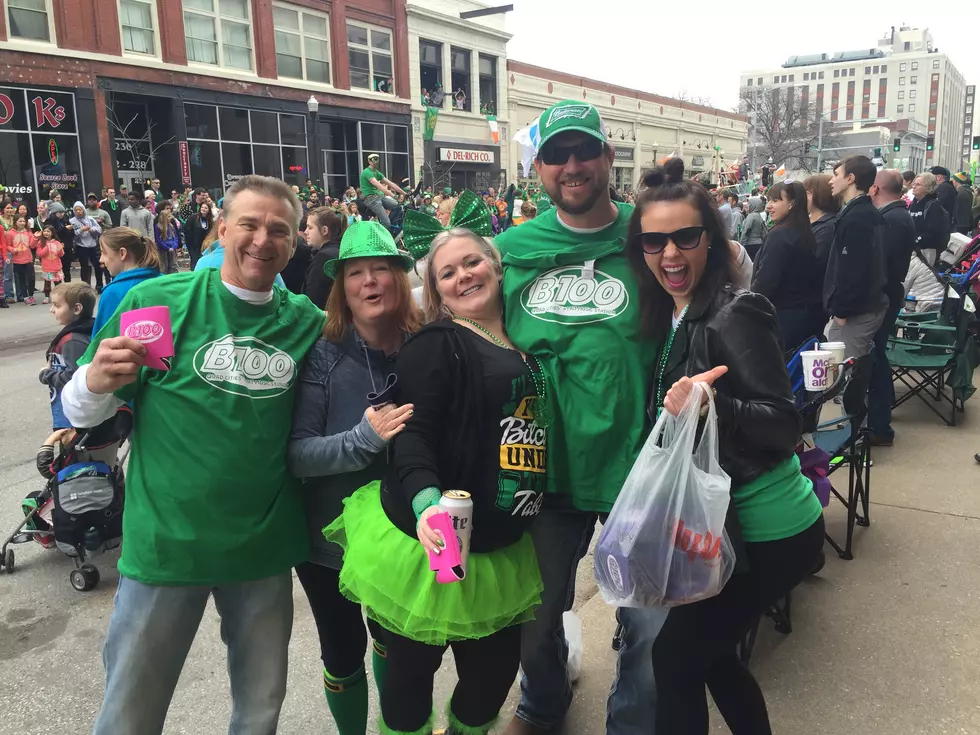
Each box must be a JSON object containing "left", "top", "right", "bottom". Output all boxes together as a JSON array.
[
  {"left": 486, "top": 115, "right": 500, "bottom": 144},
  {"left": 775, "top": 162, "right": 787, "bottom": 177}
]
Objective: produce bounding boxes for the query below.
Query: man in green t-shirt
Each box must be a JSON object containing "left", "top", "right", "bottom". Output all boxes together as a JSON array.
[
  {"left": 63, "top": 175, "right": 327, "bottom": 735},
  {"left": 360, "top": 152, "right": 406, "bottom": 233},
  {"left": 495, "top": 101, "right": 668, "bottom": 735}
]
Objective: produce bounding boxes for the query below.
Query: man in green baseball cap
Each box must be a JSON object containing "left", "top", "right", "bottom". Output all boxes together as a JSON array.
[
  {"left": 360, "top": 154, "right": 406, "bottom": 234},
  {"left": 324, "top": 220, "right": 414, "bottom": 279}
]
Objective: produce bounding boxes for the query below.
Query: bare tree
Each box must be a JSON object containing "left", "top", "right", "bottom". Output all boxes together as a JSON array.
[
  {"left": 674, "top": 89, "right": 714, "bottom": 107},
  {"left": 105, "top": 104, "right": 176, "bottom": 174},
  {"left": 738, "top": 85, "right": 842, "bottom": 174}
]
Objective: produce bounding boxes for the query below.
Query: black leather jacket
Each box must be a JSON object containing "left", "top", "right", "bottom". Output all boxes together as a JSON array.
[{"left": 648, "top": 271, "right": 802, "bottom": 487}]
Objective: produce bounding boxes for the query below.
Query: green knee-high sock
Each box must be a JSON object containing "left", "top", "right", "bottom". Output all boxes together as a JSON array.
[
  {"left": 372, "top": 640, "right": 389, "bottom": 696},
  {"left": 323, "top": 666, "right": 369, "bottom": 735},
  {"left": 444, "top": 701, "right": 497, "bottom": 735}
]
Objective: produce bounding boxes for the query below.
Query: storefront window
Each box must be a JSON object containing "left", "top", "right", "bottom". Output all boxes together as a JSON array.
[
  {"left": 279, "top": 113, "right": 306, "bottom": 146},
  {"left": 281, "top": 146, "right": 307, "bottom": 187},
  {"left": 187, "top": 140, "right": 222, "bottom": 196},
  {"left": 219, "top": 106, "right": 250, "bottom": 142},
  {"left": 251, "top": 144, "right": 281, "bottom": 178},
  {"left": 0, "top": 87, "right": 83, "bottom": 207},
  {"left": 250, "top": 111, "right": 279, "bottom": 144},
  {"left": 185, "top": 103, "right": 219, "bottom": 139}
]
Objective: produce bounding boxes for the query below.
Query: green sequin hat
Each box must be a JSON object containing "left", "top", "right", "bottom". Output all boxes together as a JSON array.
[{"left": 323, "top": 220, "right": 414, "bottom": 279}]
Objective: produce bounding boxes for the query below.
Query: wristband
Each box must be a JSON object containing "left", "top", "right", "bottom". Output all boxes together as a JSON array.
[{"left": 412, "top": 486, "right": 442, "bottom": 521}]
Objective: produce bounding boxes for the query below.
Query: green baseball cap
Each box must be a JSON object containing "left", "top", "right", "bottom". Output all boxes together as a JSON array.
[
  {"left": 537, "top": 100, "right": 607, "bottom": 149},
  {"left": 324, "top": 220, "right": 414, "bottom": 279}
]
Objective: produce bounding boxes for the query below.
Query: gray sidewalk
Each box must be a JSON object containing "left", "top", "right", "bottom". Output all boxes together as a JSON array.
[{"left": 1, "top": 300, "right": 979, "bottom": 733}]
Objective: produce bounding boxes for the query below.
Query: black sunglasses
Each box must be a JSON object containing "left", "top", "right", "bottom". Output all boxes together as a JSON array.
[
  {"left": 538, "top": 137, "right": 605, "bottom": 166},
  {"left": 637, "top": 226, "right": 706, "bottom": 255}
]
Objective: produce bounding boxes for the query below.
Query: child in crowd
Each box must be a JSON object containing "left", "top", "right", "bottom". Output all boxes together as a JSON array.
[
  {"left": 0, "top": 221, "right": 7, "bottom": 308},
  {"left": 22, "top": 427, "right": 75, "bottom": 549},
  {"left": 36, "top": 225, "right": 65, "bottom": 304},
  {"left": 38, "top": 282, "right": 97, "bottom": 430},
  {"left": 7, "top": 214, "right": 37, "bottom": 304}
]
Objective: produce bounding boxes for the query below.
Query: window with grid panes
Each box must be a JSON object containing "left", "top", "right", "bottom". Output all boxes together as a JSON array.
[
  {"left": 273, "top": 4, "right": 330, "bottom": 83},
  {"left": 119, "top": 0, "right": 155, "bottom": 55},
  {"left": 347, "top": 22, "right": 393, "bottom": 93},
  {"left": 184, "top": 0, "right": 253, "bottom": 70}
]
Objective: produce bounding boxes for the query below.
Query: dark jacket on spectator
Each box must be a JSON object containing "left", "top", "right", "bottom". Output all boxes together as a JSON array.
[
  {"left": 303, "top": 237, "right": 341, "bottom": 308},
  {"left": 823, "top": 194, "right": 887, "bottom": 319},
  {"left": 908, "top": 192, "right": 949, "bottom": 268},
  {"left": 810, "top": 212, "right": 836, "bottom": 277},
  {"left": 936, "top": 180, "right": 957, "bottom": 226},
  {"left": 878, "top": 199, "right": 917, "bottom": 310},
  {"left": 952, "top": 184, "right": 974, "bottom": 234},
  {"left": 280, "top": 236, "right": 312, "bottom": 295},
  {"left": 99, "top": 198, "right": 123, "bottom": 228}
]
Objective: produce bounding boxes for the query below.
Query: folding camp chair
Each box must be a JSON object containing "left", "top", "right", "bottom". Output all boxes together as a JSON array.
[{"left": 887, "top": 293, "right": 977, "bottom": 426}]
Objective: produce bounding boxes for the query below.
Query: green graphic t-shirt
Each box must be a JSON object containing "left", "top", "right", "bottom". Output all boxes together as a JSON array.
[
  {"left": 79, "top": 268, "right": 326, "bottom": 585},
  {"left": 495, "top": 204, "right": 657, "bottom": 513},
  {"left": 360, "top": 167, "right": 384, "bottom": 197}
]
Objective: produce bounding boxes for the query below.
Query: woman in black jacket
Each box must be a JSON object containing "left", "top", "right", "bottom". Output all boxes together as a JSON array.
[
  {"left": 751, "top": 180, "right": 825, "bottom": 350},
  {"left": 626, "top": 160, "right": 824, "bottom": 735},
  {"left": 183, "top": 201, "right": 215, "bottom": 269},
  {"left": 909, "top": 172, "right": 950, "bottom": 268},
  {"left": 325, "top": 216, "right": 544, "bottom": 735},
  {"left": 803, "top": 173, "right": 840, "bottom": 276}
]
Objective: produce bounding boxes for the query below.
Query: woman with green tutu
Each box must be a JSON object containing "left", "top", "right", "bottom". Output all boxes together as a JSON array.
[
  {"left": 289, "top": 220, "right": 421, "bottom": 734},
  {"left": 326, "top": 195, "right": 546, "bottom": 735}
]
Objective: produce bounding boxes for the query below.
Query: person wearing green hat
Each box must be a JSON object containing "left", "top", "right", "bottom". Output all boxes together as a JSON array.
[
  {"left": 289, "top": 219, "right": 420, "bottom": 735},
  {"left": 326, "top": 206, "right": 546, "bottom": 735},
  {"left": 951, "top": 171, "right": 974, "bottom": 236},
  {"left": 361, "top": 153, "right": 407, "bottom": 234},
  {"left": 495, "top": 100, "right": 754, "bottom": 735}
]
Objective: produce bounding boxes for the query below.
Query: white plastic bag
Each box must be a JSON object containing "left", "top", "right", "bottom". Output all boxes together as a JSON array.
[
  {"left": 594, "top": 382, "right": 735, "bottom": 608},
  {"left": 563, "top": 610, "right": 583, "bottom": 684}
]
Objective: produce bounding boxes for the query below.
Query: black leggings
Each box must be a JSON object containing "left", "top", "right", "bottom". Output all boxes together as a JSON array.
[
  {"left": 382, "top": 624, "right": 522, "bottom": 732},
  {"left": 13, "top": 262, "right": 34, "bottom": 299},
  {"left": 76, "top": 247, "right": 103, "bottom": 289},
  {"left": 652, "top": 515, "right": 825, "bottom": 735},
  {"left": 295, "top": 561, "right": 385, "bottom": 677}
]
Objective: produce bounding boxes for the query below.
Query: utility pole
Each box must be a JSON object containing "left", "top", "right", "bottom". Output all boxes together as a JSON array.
[{"left": 816, "top": 112, "right": 824, "bottom": 172}]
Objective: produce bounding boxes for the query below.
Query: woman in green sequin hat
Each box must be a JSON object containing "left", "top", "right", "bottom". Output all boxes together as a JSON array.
[{"left": 324, "top": 195, "right": 548, "bottom": 735}]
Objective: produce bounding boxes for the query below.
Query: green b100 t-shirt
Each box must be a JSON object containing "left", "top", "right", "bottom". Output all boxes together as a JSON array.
[
  {"left": 360, "top": 166, "right": 384, "bottom": 197},
  {"left": 80, "top": 268, "right": 326, "bottom": 586}
]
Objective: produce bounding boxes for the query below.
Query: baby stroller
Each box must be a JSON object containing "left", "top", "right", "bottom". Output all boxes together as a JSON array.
[{"left": 1, "top": 408, "right": 132, "bottom": 591}]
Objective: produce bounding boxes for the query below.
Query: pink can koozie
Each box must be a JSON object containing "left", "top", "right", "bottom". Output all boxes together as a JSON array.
[
  {"left": 120, "top": 306, "right": 175, "bottom": 370},
  {"left": 426, "top": 512, "right": 464, "bottom": 584}
]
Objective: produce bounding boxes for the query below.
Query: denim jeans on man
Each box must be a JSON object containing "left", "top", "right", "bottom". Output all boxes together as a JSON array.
[
  {"left": 92, "top": 573, "right": 293, "bottom": 735},
  {"left": 867, "top": 300, "right": 902, "bottom": 439},
  {"left": 362, "top": 194, "right": 401, "bottom": 232},
  {"left": 516, "top": 509, "right": 667, "bottom": 734}
]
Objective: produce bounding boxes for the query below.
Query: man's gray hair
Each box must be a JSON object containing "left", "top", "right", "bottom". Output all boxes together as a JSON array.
[
  {"left": 221, "top": 175, "right": 303, "bottom": 235},
  {"left": 915, "top": 172, "right": 938, "bottom": 195}
]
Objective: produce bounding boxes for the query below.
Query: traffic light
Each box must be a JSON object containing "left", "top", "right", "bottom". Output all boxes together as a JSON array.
[
  {"left": 926, "top": 136, "right": 935, "bottom": 151},
  {"left": 893, "top": 138, "right": 901, "bottom": 152},
  {"left": 973, "top": 136, "right": 980, "bottom": 151}
]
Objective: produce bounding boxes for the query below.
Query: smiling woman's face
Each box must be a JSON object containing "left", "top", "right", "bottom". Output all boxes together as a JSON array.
[
  {"left": 343, "top": 257, "right": 400, "bottom": 326},
  {"left": 432, "top": 235, "right": 499, "bottom": 319}
]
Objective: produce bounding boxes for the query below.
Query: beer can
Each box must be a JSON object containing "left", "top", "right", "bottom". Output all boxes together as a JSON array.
[{"left": 439, "top": 490, "right": 473, "bottom": 578}]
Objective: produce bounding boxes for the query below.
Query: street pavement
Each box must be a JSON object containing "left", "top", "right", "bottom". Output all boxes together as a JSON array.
[{"left": 2, "top": 292, "right": 980, "bottom": 734}]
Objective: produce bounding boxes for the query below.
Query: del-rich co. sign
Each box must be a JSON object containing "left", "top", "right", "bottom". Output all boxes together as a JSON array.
[{"left": 439, "top": 148, "right": 495, "bottom": 164}]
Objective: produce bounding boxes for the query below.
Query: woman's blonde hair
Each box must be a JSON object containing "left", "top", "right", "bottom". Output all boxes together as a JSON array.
[
  {"left": 201, "top": 224, "right": 221, "bottom": 254},
  {"left": 156, "top": 207, "right": 175, "bottom": 238},
  {"left": 100, "top": 226, "right": 162, "bottom": 269},
  {"left": 915, "top": 172, "right": 938, "bottom": 195},
  {"left": 324, "top": 257, "right": 422, "bottom": 339},
  {"left": 422, "top": 229, "right": 502, "bottom": 324}
]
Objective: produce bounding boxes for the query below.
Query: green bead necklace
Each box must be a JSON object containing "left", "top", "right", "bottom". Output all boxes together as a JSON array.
[
  {"left": 452, "top": 316, "right": 552, "bottom": 428},
  {"left": 654, "top": 304, "right": 690, "bottom": 419}
]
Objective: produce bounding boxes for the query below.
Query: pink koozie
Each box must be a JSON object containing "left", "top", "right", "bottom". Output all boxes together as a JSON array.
[
  {"left": 120, "top": 306, "right": 175, "bottom": 370},
  {"left": 426, "top": 512, "right": 464, "bottom": 584}
]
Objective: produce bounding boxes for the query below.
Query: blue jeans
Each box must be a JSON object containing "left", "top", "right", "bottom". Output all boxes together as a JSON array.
[
  {"left": 363, "top": 194, "right": 402, "bottom": 232},
  {"left": 867, "top": 302, "right": 902, "bottom": 438},
  {"left": 516, "top": 509, "right": 667, "bottom": 733},
  {"left": 2, "top": 257, "right": 12, "bottom": 300},
  {"left": 92, "top": 573, "right": 293, "bottom": 735}
]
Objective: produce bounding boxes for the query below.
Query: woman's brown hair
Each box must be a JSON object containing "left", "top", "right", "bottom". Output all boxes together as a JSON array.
[
  {"left": 802, "top": 174, "right": 840, "bottom": 215},
  {"left": 307, "top": 206, "right": 346, "bottom": 241},
  {"left": 324, "top": 257, "right": 421, "bottom": 339},
  {"left": 100, "top": 226, "right": 162, "bottom": 269},
  {"left": 626, "top": 158, "right": 735, "bottom": 340}
]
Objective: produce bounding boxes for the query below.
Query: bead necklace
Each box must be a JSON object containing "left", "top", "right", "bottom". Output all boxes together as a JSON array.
[
  {"left": 452, "top": 316, "right": 552, "bottom": 428},
  {"left": 654, "top": 304, "right": 690, "bottom": 419}
]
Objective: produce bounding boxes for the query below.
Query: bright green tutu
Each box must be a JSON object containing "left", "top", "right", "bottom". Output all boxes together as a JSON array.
[{"left": 324, "top": 481, "right": 543, "bottom": 646}]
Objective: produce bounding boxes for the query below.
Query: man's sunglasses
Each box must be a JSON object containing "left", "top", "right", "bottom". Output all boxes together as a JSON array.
[
  {"left": 637, "top": 226, "right": 706, "bottom": 255},
  {"left": 538, "top": 137, "right": 605, "bottom": 166}
]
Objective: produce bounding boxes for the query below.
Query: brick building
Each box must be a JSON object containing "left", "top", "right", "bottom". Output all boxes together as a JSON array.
[{"left": 0, "top": 0, "right": 415, "bottom": 206}]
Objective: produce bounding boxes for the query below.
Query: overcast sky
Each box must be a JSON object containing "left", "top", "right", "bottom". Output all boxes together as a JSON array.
[{"left": 504, "top": 5, "right": 978, "bottom": 112}]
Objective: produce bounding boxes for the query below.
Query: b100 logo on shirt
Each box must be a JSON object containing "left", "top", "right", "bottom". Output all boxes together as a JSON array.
[
  {"left": 520, "top": 266, "right": 629, "bottom": 324},
  {"left": 124, "top": 320, "right": 164, "bottom": 344},
  {"left": 193, "top": 335, "right": 296, "bottom": 398}
]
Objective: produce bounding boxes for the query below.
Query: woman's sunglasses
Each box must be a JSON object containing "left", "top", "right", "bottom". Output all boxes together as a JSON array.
[
  {"left": 538, "top": 138, "right": 605, "bottom": 166},
  {"left": 637, "top": 226, "right": 706, "bottom": 255}
]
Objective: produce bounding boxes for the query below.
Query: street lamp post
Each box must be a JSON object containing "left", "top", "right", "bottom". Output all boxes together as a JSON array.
[{"left": 307, "top": 95, "right": 321, "bottom": 192}]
